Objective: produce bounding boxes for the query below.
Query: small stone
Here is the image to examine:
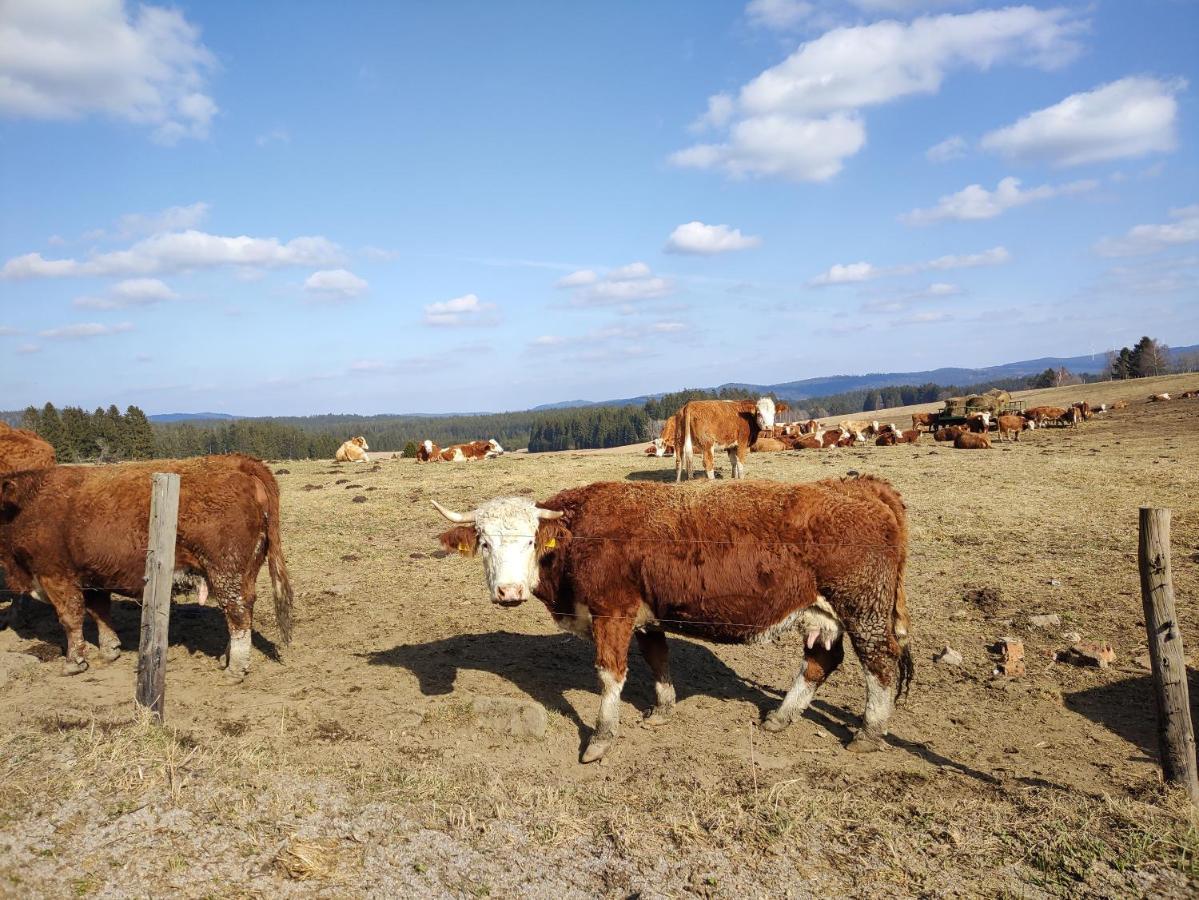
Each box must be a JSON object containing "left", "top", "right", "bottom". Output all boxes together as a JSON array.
[
  {"left": 1047, "top": 578, "right": 1062, "bottom": 587},
  {"left": 997, "top": 639, "right": 1024, "bottom": 662},
  {"left": 469, "top": 695, "right": 548, "bottom": 739},
  {"left": 1029, "top": 614, "right": 1062, "bottom": 629},
  {"left": 934, "top": 646, "right": 963, "bottom": 666},
  {"left": 1061, "top": 630, "right": 1082, "bottom": 645},
  {"left": 351, "top": 495, "right": 368, "bottom": 503},
  {"left": 995, "top": 659, "right": 1026, "bottom": 678},
  {"left": 1056, "top": 641, "right": 1116, "bottom": 668}
]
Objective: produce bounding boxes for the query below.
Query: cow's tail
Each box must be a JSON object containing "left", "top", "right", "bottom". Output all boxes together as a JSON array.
[
  {"left": 894, "top": 579, "right": 913, "bottom": 703},
  {"left": 682, "top": 408, "right": 695, "bottom": 480},
  {"left": 264, "top": 481, "right": 294, "bottom": 645}
]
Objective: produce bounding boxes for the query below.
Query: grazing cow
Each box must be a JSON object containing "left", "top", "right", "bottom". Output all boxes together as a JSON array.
[
  {"left": 996, "top": 414, "right": 1033, "bottom": 442},
  {"left": 0, "top": 423, "right": 56, "bottom": 475},
  {"left": 440, "top": 439, "right": 505, "bottom": 462},
  {"left": 433, "top": 477, "right": 913, "bottom": 761},
  {"left": 335, "top": 436, "right": 370, "bottom": 462},
  {"left": 651, "top": 417, "right": 677, "bottom": 458},
  {"left": 1023, "top": 406, "right": 1067, "bottom": 426},
  {"left": 1071, "top": 401, "right": 1093, "bottom": 420},
  {"left": 954, "top": 432, "right": 992, "bottom": 450},
  {"left": 934, "top": 425, "right": 967, "bottom": 442},
  {"left": 1148, "top": 393, "right": 1171, "bottom": 402},
  {"left": 911, "top": 412, "right": 936, "bottom": 432},
  {"left": 751, "top": 437, "right": 788, "bottom": 452},
  {"left": 676, "top": 398, "right": 776, "bottom": 482},
  {"left": 416, "top": 439, "right": 442, "bottom": 462},
  {"left": 1056, "top": 406, "right": 1081, "bottom": 428},
  {"left": 965, "top": 412, "right": 991, "bottom": 433},
  {"left": 0, "top": 455, "right": 293, "bottom": 679}
]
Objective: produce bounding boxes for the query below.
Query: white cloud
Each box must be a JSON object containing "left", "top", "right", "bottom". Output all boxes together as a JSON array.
[
  {"left": 1094, "top": 205, "right": 1199, "bottom": 257},
  {"left": 650, "top": 321, "right": 688, "bottom": 333},
  {"left": 689, "top": 93, "right": 736, "bottom": 132},
  {"left": 606, "top": 261, "right": 653, "bottom": 281},
  {"left": 810, "top": 246, "right": 1009, "bottom": 285},
  {"left": 360, "top": 245, "right": 400, "bottom": 262},
  {"left": 2, "top": 230, "right": 344, "bottom": 279},
  {"left": 74, "top": 277, "right": 178, "bottom": 309},
  {"left": 674, "top": 7, "right": 1084, "bottom": 183},
  {"left": 303, "top": 268, "right": 368, "bottom": 300},
  {"left": 0, "top": 325, "right": 21, "bottom": 336},
  {"left": 901, "top": 176, "right": 1097, "bottom": 224},
  {"left": 665, "top": 221, "right": 763, "bottom": 255},
  {"left": 423, "top": 293, "right": 498, "bottom": 327},
  {"left": 925, "top": 135, "right": 967, "bottom": 162},
  {"left": 981, "top": 77, "right": 1185, "bottom": 167},
  {"left": 113, "top": 202, "right": 210, "bottom": 240},
  {"left": 746, "top": 0, "right": 813, "bottom": 31},
  {"left": 0, "top": 0, "right": 218, "bottom": 144},
  {"left": 554, "top": 269, "right": 597, "bottom": 288},
  {"left": 256, "top": 128, "right": 290, "bottom": 147},
  {"left": 38, "top": 322, "right": 134, "bottom": 340}
]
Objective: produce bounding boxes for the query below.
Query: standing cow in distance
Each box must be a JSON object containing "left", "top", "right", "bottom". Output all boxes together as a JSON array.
[
  {"left": 675, "top": 398, "right": 777, "bottom": 481},
  {"left": 433, "top": 477, "right": 913, "bottom": 763},
  {"left": 336, "top": 436, "right": 370, "bottom": 462},
  {"left": 0, "top": 455, "right": 293, "bottom": 680}
]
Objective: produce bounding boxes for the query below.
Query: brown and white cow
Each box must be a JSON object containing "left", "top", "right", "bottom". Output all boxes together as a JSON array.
[
  {"left": 650, "top": 416, "right": 677, "bottom": 458},
  {"left": 793, "top": 434, "right": 824, "bottom": 449},
  {"left": 954, "top": 432, "right": 992, "bottom": 449},
  {"left": 1023, "top": 406, "right": 1067, "bottom": 426},
  {"left": 335, "top": 435, "right": 370, "bottom": 462},
  {"left": 440, "top": 439, "right": 504, "bottom": 461},
  {"left": 1056, "top": 406, "right": 1081, "bottom": 428},
  {"left": 897, "top": 429, "right": 921, "bottom": 444},
  {"left": 751, "top": 437, "right": 788, "bottom": 452},
  {"left": 434, "top": 477, "right": 913, "bottom": 762},
  {"left": 675, "top": 398, "right": 776, "bottom": 481},
  {"left": 1148, "top": 393, "right": 1171, "bottom": 402},
  {"left": 875, "top": 431, "right": 898, "bottom": 447},
  {"left": 996, "top": 414, "right": 1034, "bottom": 442},
  {"left": 911, "top": 412, "right": 936, "bottom": 432},
  {"left": 416, "top": 439, "right": 442, "bottom": 462},
  {"left": 965, "top": 412, "right": 991, "bottom": 433},
  {"left": 0, "top": 455, "right": 293, "bottom": 679},
  {"left": 0, "top": 423, "right": 55, "bottom": 475},
  {"left": 1179, "top": 390, "right": 1199, "bottom": 400}
]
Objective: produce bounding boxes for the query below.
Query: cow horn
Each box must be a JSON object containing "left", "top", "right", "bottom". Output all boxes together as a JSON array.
[
  {"left": 535, "top": 507, "right": 564, "bottom": 520},
  {"left": 431, "top": 500, "right": 475, "bottom": 523}
]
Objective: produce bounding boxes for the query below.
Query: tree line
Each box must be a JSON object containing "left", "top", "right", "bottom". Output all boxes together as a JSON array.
[
  {"left": 1107, "top": 336, "right": 1171, "bottom": 380},
  {"left": 15, "top": 404, "right": 156, "bottom": 463}
]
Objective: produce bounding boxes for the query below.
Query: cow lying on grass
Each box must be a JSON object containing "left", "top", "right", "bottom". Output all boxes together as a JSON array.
[
  {"left": 434, "top": 477, "right": 913, "bottom": 763},
  {"left": 954, "top": 432, "right": 992, "bottom": 449},
  {"left": 0, "top": 455, "right": 293, "bottom": 679},
  {"left": 336, "top": 436, "right": 370, "bottom": 462}
]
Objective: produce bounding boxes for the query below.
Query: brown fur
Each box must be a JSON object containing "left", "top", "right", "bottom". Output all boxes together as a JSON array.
[
  {"left": 911, "top": 412, "right": 935, "bottom": 431},
  {"left": 965, "top": 414, "right": 990, "bottom": 433},
  {"left": 1111, "top": 399, "right": 1127, "bottom": 410},
  {"left": 0, "top": 454, "right": 293, "bottom": 674},
  {"left": 794, "top": 434, "right": 822, "bottom": 449},
  {"left": 954, "top": 432, "right": 992, "bottom": 450},
  {"left": 440, "top": 440, "right": 495, "bottom": 461},
  {"left": 416, "top": 441, "right": 442, "bottom": 462},
  {"left": 875, "top": 432, "right": 898, "bottom": 446},
  {"left": 675, "top": 400, "right": 766, "bottom": 481},
  {"left": 1024, "top": 406, "right": 1067, "bottom": 426},
  {"left": 898, "top": 430, "right": 921, "bottom": 444},
  {"left": 996, "top": 414, "right": 1028, "bottom": 442},
  {"left": 821, "top": 429, "right": 844, "bottom": 448},
  {"left": 0, "top": 424, "right": 56, "bottom": 475},
  {"left": 440, "top": 478, "right": 913, "bottom": 749},
  {"left": 750, "top": 437, "right": 788, "bottom": 452},
  {"left": 335, "top": 436, "right": 369, "bottom": 462}
]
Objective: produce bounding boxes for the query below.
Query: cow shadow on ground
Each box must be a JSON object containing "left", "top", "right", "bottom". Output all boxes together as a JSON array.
[
  {"left": 365, "top": 630, "right": 781, "bottom": 738},
  {"left": 2, "top": 593, "right": 281, "bottom": 663},
  {"left": 626, "top": 469, "right": 730, "bottom": 482},
  {"left": 1066, "top": 669, "right": 1199, "bottom": 756}
]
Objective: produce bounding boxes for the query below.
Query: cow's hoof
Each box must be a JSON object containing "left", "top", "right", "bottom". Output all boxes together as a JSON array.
[
  {"left": 223, "top": 668, "right": 247, "bottom": 685},
  {"left": 99, "top": 645, "right": 122, "bottom": 662},
  {"left": 761, "top": 712, "right": 793, "bottom": 733},
  {"left": 581, "top": 738, "right": 614, "bottom": 764},
  {"left": 642, "top": 707, "right": 673, "bottom": 728},
  {"left": 61, "top": 658, "right": 89, "bottom": 676},
  {"left": 846, "top": 733, "right": 888, "bottom": 753}
]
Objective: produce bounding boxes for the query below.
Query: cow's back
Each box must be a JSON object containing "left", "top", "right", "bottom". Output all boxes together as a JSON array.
[
  {"left": 680, "top": 400, "right": 753, "bottom": 449},
  {"left": 0, "top": 427, "right": 56, "bottom": 475}
]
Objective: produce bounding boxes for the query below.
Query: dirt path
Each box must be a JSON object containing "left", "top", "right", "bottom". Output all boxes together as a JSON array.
[{"left": 2, "top": 381, "right": 1198, "bottom": 897}]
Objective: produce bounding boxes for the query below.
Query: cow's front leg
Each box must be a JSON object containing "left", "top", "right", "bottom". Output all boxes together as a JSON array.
[
  {"left": 763, "top": 639, "right": 844, "bottom": 732},
  {"left": 583, "top": 614, "right": 635, "bottom": 763},
  {"left": 37, "top": 575, "right": 89, "bottom": 675},
  {"left": 635, "top": 629, "right": 674, "bottom": 727}
]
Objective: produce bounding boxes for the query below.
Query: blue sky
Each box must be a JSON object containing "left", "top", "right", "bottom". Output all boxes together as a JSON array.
[{"left": 1, "top": 0, "right": 1196, "bottom": 415}]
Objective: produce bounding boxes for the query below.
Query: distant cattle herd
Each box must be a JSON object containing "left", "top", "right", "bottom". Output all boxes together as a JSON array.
[{"left": 0, "top": 386, "right": 1193, "bottom": 762}]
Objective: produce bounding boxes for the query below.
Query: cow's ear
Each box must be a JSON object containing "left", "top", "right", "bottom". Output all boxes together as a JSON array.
[
  {"left": 439, "top": 526, "right": 478, "bottom": 557},
  {"left": 536, "top": 519, "right": 571, "bottom": 558}
]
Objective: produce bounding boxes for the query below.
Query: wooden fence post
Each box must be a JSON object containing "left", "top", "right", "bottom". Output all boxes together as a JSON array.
[
  {"left": 1138, "top": 507, "right": 1199, "bottom": 803},
  {"left": 136, "top": 473, "right": 180, "bottom": 722}
]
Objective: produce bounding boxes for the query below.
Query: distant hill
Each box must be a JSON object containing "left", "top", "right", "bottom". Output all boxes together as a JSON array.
[{"left": 149, "top": 412, "right": 239, "bottom": 423}]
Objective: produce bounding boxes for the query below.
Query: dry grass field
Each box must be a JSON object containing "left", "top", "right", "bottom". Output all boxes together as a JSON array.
[{"left": 2, "top": 373, "right": 1199, "bottom": 898}]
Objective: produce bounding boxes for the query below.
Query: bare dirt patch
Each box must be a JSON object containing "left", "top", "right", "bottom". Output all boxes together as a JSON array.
[{"left": 2, "top": 375, "right": 1198, "bottom": 896}]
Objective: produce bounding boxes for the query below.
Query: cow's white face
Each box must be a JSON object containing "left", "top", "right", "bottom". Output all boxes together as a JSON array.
[
  {"left": 422, "top": 439, "right": 433, "bottom": 453},
  {"left": 755, "top": 397, "right": 776, "bottom": 431},
  {"left": 487, "top": 439, "right": 505, "bottom": 456},
  {"left": 434, "top": 498, "right": 561, "bottom": 606},
  {"left": 355, "top": 436, "right": 370, "bottom": 450},
  {"left": 651, "top": 438, "right": 666, "bottom": 457}
]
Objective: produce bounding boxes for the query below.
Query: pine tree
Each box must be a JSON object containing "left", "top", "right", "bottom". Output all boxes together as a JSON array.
[
  {"left": 38, "top": 402, "right": 65, "bottom": 455},
  {"left": 402, "top": 441, "right": 418, "bottom": 458},
  {"left": 20, "top": 406, "right": 40, "bottom": 432},
  {"left": 124, "top": 406, "right": 157, "bottom": 459},
  {"left": 60, "top": 406, "right": 95, "bottom": 461}
]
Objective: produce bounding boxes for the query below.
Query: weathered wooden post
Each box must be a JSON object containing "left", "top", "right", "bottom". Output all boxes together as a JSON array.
[
  {"left": 136, "top": 472, "right": 180, "bottom": 722},
  {"left": 1138, "top": 507, "right": 1199, "bottom": 803}
]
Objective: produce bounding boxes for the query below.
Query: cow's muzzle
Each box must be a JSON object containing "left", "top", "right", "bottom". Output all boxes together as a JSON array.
[{"left": 494, "top": 584, "right": 529, "bottom": 606}]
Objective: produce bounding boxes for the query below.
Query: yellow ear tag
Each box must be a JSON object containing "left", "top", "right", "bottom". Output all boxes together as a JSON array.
[
  {"left": 545, "top": 538, "right": 556, "bottom": 549},
  {"left": 457, "top": 542, "right": 469, "bottom": 555}
]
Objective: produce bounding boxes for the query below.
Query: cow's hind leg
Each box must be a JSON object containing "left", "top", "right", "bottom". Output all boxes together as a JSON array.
[
  {"left": 37, "top": 576, "right": 89, "bottom": 675},
  {"left": 215, "top": 571, "right": 257, "bottom": 683},
  {"left": 703, "top": 445, "right": 716, "bottom": 480},
  {"left": 762, "top": 640, "right": 844, "bottom": 733},
  {"left": 583, "top": 614, "right": 636, "bottom": 763},
  {"left": 845, "top": 613, "right": 902, "bottom": 752},
  {"left": 83, "top": 590, "right": 122, "bottom": 661},
  {"left": 635, "top": 629, "right": 675, "bottom": 727}
]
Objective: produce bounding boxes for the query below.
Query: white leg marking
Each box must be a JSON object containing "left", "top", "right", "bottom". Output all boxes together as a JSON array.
[{"left": 226, "top": 628, "right": 252, "bottom": 680}]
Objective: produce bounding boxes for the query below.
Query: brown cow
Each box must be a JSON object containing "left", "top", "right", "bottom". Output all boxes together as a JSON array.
[
  {"left": 1056, "top": 406, "right": 1081, "bottom": 428},
  {"left": 965, "top": 412, "right": 991, "bottom": 433},
  {"left": 794, "top": 434, "right": 823, "bottom": 449},
  {"left": 911, "top": 412, "right": 936, "bottom": 432},
  {"left": 440, "top": 439, "right": 504, "bottom": 461},
  {"left": 0, "top": 423, "right": 55, "bottom": 475},
  {"left": 751, "top": 437, "right": 788, "bottom": 452},
  {"left": 954, "top": 432, "right": 992, "bottom": 450},
  {"left": 897, "top": 430, "right": 921, "bottom": 444},
  {"left": 416, "top": 439, "right": 442, "bottom": 462},
  {"left": 434, "top": 477, "right": 913, "bottom": 761},
  {"left": 675, "top": 398, "right": 776, "bottom": 481},
  {"left": 1179, "top": 390, "right": 1199, "bottom": 400},
  {"left": 996, "top": 414, "right": 1033, "bottom": 442},
  {"left": 934, "top": 425, "right": 967, "bottom": 442},
  {"left": 335, "top": 435, "right": 370, "bottom": 462},
  {"left": 875, "top": 432, "right": 898, "bottom": 446},
  {"left": 1111, "top": 399, "right": 1127, "bottom": 410},
  {"left": 651, "top": 416, "right": 677, "bottom": 457},
  {"left": 1024, "top": 406, "right": 1067, "bottom": 426},
  {"left": 0, "top": 455, "right": 293, "bottom": 679},
  {"left": 1071, "top": 401, "right": 1092, "bottom": 420}
]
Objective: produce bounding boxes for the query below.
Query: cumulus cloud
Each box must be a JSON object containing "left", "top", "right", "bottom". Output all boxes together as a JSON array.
[
  {"left": 38, "top": 322, "right": 134, "bottom": 340},
  {"left": 2, "top": 230, "right": 344, "bottom": 279},
  {"left": 981, "top": 77, "right": 1185, "bottom": 167},
  {"left": 901, "top": 176, "right": 1097, "bottom": 224},
  {"left": 746, "top": 0, "right": 813, "bottom": 31},
  {"left": 925, "top": 135, "right": 967, "bottom": 162},
  {"left": 303, "top": 268, "right": 368, "bottom": 300},
  {"left": 0, "top": 0, "right": 218, "bottom": 143},
  {"left": 554, "top": 269, "right": 598, "bottom": 288},
  {"left": 112, "top": 202, "right": 210, "bottom": 240},
  {"left": 810, "top": 246, "right": 1009, "bottom": 285},
  {"left": 1094, "top": 205, "right": 1199, "bottom": 257},
  {"left": 553, "top": 262, "right": 674, "bottom": 306},
  {"left": 74, "top": 277, "right": 178, "bottom": 309},
  {"left": 665, "top": 221, "right": 763, "bottom": 255},
  {"left": 674, "top": 7, "right": 1084, "bottom": 182},
  {"left": 423, "top": 293, "right": 498, "bottom": 327}
]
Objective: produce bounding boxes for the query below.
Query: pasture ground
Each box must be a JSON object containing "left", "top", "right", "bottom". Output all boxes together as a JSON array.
[{"left": 2, "top": 374, "right": 1198, "bottom": 898}]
